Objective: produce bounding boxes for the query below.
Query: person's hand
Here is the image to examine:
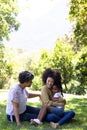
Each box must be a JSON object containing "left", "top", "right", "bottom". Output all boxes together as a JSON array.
[
  {"left": 52, "top": 97, "right": 59, "bottom": 102},
  {"left": 53, "top": 101, "right": 64, "bottom": 107},
  {"left": 58, "top": 97, "right": 63, "bottom": 102}
]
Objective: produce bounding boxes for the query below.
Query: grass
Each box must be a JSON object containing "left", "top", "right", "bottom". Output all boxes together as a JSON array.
[{"left": 0, "top": 90, "right": 87, "bottom": 130}]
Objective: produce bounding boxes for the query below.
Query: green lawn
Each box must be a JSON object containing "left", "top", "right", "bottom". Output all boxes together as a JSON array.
[{"left": 0, "top": 90, "right": 87, "bottom": 130}]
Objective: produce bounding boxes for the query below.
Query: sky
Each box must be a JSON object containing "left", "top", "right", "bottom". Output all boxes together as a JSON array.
[{"left": 4, "top": 0, "right": 72, "bottom": 50}]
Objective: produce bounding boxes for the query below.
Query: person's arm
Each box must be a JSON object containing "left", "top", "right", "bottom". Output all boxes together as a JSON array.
[
  {"left": 12, "top": 101, "right": 21, "bottom": 126},
  {"left": 52, "top": 97, "right": 60, "bottom": 102},
  {"left": 41, "top": 87, "right": 53, "bottom": 106},
  {"left": 58, "top": 97, "right": 66, "bottom": 105},
  {"left": 28, "top": 93, "right": 40, "bottom": 98},
  {"left": 25, "top": 89, "right": 40, "bottom": 98},
  {"left": 41, "top": 86, "right": 66, "bottom": 107},
  {"left": 52, "top": 101, "right": 65, "bottom": 107},
  {"left": 52, "top": 96, "right": 66, "bottom": 106}
]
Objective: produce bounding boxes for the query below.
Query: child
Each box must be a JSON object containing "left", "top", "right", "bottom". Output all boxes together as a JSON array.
[
  {"left": 52, "top": 84, "right": 66, "bottom": 109},
  {"left": 50, "top": 84, "right": 66, "bottom": 128},
  {"left": 48, "top": 84, "right": 66, "bottom": 118}
]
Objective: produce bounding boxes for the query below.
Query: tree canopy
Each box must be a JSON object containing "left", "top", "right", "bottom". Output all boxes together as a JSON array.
[
  {"left": 0, "top": 0, "right": 19, "bottom": 41},
  {"left": 69, "top": 0, "right": 87, "bottom": 48}
]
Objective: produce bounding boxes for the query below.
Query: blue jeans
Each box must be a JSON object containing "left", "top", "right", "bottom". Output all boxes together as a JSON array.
[
  {"left": 46, "top": 110, "right": 75, "bottom": 125},
  {"left": 50, "top": 106, "right": 64, "bottom": 117},
  {"left": 7, "top": 105, "right": 57, "bottom": 122},
  {"left": 7, "top": 105, "right": 40, "bottom": 122}
]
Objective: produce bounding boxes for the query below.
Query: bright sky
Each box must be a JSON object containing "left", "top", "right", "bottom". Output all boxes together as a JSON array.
[{"left": 4, "top": 0, "right": 71, "bottom": 50}]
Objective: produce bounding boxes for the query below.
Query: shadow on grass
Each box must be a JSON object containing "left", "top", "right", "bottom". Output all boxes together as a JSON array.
[{"left": 0, "top": 97, "right": 87, "bottom": 130}]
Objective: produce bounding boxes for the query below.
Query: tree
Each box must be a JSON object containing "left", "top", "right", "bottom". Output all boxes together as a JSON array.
[
  {"left": 75, "top": 46, "right": 87, "bottom": 95},
  {"left": 0, "top": 0, "right": 20, "bottom": 88},
  {"left": 0, "top": 43, "right": 4, "bottom": 58},
  {"left": 51, "top": 39, "right": 74, "bottom": 90},
  {"left": 25, "top": 49, "right": 52, "bottom": 90},
  {"left": 69, "top": 0, "right": 87, "bottom": 49},
  {"left": 0, "top": 44, "right": 13, "bottom": 88},
  {"left": 0, "top": 0, "right": 19, "bottom": 41},
  {"left": 34, "top": 49, "right": 51, "bottom": 76}
]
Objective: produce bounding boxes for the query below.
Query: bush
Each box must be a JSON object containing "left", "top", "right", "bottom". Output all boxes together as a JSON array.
[
  {"left": 67, "top": 80, "right": 86, "bottom": 95},
  {"left": 31, "top": 76, "right": 42, "bottom": 91}
]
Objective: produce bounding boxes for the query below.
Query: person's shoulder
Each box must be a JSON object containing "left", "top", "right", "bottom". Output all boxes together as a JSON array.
[
  {"left": 9, "top": 84, "right": 19, "bottom": 92},
  {"left": 41, "top": 85, "right": 47, "bottom": 92},
  {"left": 41, "top": 85, "right": 47, "bottom": 90},
  {"left": 41, "top": 85, "right": 51, "bottom": 93}
]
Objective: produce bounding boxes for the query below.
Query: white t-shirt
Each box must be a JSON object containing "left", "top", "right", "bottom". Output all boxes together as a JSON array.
[
  {"left": 6, "top": 84, "right": 29, "bottom": 115},
  {"left": 53, "top": 92, "right": 62, "bottom": 98},
  {"left": 53, "top": 92, "right": 63, "bottom": 108}
]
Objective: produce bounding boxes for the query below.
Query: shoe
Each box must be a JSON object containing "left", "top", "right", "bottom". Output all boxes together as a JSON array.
[{"left": 30, "top": 119, "right": 42, "bottom": 125}]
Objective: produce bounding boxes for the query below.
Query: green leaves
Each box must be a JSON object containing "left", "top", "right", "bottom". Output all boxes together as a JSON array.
[
  {"left": 0, "top": 0, "right": 19, "bottom": 41},
  {"left": 51, "top": 39, "right": 74, "bottom": 88},
  {"left": 69, "top": 0, "right": 87, "bottom": 47}
]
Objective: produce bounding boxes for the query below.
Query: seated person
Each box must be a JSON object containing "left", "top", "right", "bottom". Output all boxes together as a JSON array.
[{"left": 30, "top": 84, "right": 66, "bottom": 125}]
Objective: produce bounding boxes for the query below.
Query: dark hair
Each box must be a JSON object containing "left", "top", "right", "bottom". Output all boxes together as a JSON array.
[
  {"left": 53, "top": 69, "right": 63, "bottom": 95},
  {"left": 42, "top": 68, "right": 54, "bottom": 85},
  {"left": 18, "top": 71, "right": 34, "bottom": 83}
]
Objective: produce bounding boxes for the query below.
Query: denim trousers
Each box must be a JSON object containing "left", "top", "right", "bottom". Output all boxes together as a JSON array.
[
  {"left": 50, "top": 106, "right": 64, "bottom": 117},
  {"left": 7, "top": 105, "right": 75, "bottom": 125},
  {"left": 7, "top": 105, "right": 40, "bottom": 122},
  {"left": 7, "top": 105, "right": 57, "bottom": 122},
  {"left": 46, "top": 110, "right": 75, "bottom": 125}
]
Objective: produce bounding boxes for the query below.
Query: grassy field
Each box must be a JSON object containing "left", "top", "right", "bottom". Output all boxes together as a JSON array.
[{"left": 0, "top": 90, "right": 87, "bottom": 130}]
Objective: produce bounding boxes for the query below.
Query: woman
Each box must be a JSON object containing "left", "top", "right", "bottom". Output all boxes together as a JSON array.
[
  {"left": 41, "top": 68, "right": 65, "bottom": 113},
  {"left": 6, "top": 70, "right": 56, "bottom": 126},
  {"left": 41, "top": 68, "right": 75, "bottom": 128}
]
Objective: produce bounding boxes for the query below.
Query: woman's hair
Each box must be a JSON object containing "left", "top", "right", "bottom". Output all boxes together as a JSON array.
[
  {"left": 18, "top": 71, "right": 34, "bottom": 83},
  {"left": 42, "top": 68, "right": 54, "bottom": 85},
  {"left": 53, "top": 69, "right": 63, "bottom": 95},
  {"left": 42, "top": 68, "right": 63, "bottom": 95}
]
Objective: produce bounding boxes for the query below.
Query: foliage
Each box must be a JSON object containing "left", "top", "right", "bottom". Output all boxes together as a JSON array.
[
  {"left": 28, "top": 50, "right": 52, "bottom": 90},
  {"left": 1, "top": 44, "right": 86, "bottom": 94},
  {"left": 27, "top": 50, "right": 52, "bottom": 90},
  {"left": 4, "top": 48, "right": 34, "bottom": 84},
  {"left": 0, "top": 0, "right": 19, "bottom": 41},
  {"left": 0, "top": 43, "right": 4, "bottom": 58},
  {"left": 67, "top": 80, "right": 85, "bottom": 95},
  {"left": 0, "top": 44, "right": 13, "bottom": 88},
  {"left": 67, "top": 46, "right": 87, "bottom": 95},
  {"left": 31, "top": 76, "right": 42, "bottom": 91},
  {"left": 0, "top": 0, "right": 20, "bottom": 88},
  {"left": 69, "top": 0, "right": 87, "bottom": 49},
  {"left": 51, "top": 39, "right": 74, "bottom": 90},
  {"left": 25, "top": 58, "right": 34, "bottom": 73},
  {"left": 36, "top": 49, "right": 52, "bottom": 75},
  {"left": 74, "top": 46, "right": 87, "bottom": 94}
]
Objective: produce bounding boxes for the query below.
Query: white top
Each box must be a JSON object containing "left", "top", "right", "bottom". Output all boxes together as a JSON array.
[
  {"left": 6, "top": 84, "right": 29, "bottom": 115},
  {"left": 54, "top": 92, "right": 63, "bottom": 108},
  {"left": 53, "top": 92, "right": 62, "bottom": 98}
]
